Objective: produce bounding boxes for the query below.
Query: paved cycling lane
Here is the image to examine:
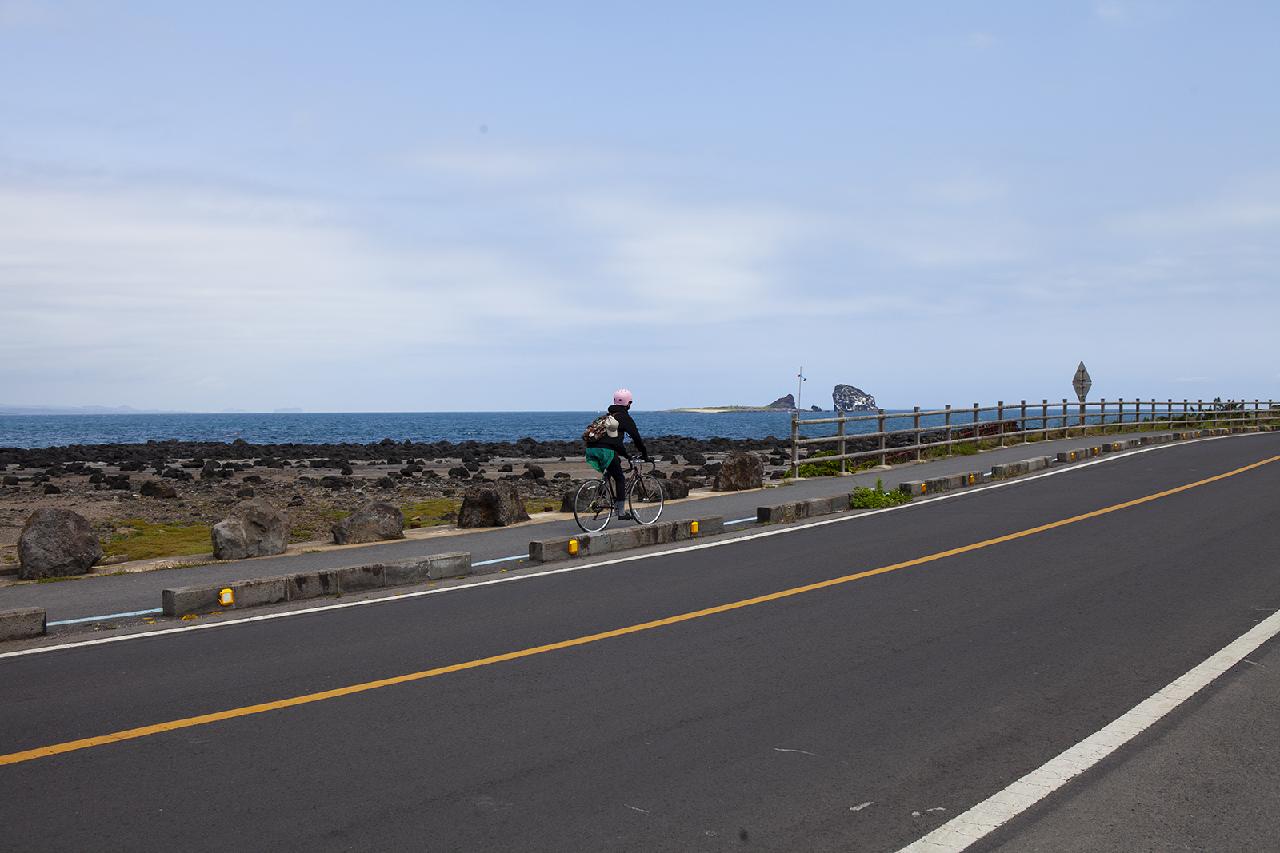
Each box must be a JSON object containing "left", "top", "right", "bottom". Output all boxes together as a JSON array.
[{"left": 2, "top": 433, "right": 1278, "bottom": 851}]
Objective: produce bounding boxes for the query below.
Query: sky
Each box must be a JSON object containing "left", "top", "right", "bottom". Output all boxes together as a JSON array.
[{"left": 2, "top": 0, "right": 1278, "bottom": 411}]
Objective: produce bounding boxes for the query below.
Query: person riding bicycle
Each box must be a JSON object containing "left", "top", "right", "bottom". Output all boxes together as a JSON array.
[{"left": 584, "top": 388, "right": 651, "bottom": 521}]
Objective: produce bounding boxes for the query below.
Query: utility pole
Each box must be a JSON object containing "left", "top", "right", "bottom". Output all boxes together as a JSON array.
[{"left": 796, "top": 367, "right": 807, "bottom": 411}]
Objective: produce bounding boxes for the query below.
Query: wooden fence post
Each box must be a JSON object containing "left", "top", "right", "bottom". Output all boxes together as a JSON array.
[
  {"left": 790, "top": 412, "right": 799, "bottom": 479},
  {"left": 837, "top": 414, "right": 846, "bottom": 475},
  {"left": 877, "top": 409, "right": 887, "bottom": 467},
  {"left": 913, "top": 406, "right": 922, "bottom": 461}
]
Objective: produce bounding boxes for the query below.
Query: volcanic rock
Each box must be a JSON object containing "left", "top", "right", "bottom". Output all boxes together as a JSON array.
[
  {"left": 140, "top": 480, "right": 178, "bottom": 499},
  {"left": 18, "top": 508, "right": 103, "bottom": 579},
  {"left": 833, "top": 384, "right": 877, "bottom": 412},
  {"left": 714, "top": 451, "right": 764, "bottom": 492},
  {"left": 766, "top": 394, "right": 796, "bottom": 410},
  {"left": 660, "top": 479, "right": 691, "bottom": 500},
  {"left": 211, "top": 500, "right": 288, "bottom": 560},
  {"left": 332, "top": 502, "right": 404, "bottom": 544},
  {"left": 458, "top": 481, "right": 530, "bottom": 528}
]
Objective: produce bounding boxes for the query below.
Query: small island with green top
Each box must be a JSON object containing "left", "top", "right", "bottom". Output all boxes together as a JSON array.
[
  {"left": 670, "top": 385, "right": 877, "bottom": 414},
  {"left": 670, "top": 394, "right": 823, "bottom": 413}
]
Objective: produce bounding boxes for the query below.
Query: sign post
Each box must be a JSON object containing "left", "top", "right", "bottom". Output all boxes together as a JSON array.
[{"left": 1073, "top": 362, "right": 1092, "bottom": 428}]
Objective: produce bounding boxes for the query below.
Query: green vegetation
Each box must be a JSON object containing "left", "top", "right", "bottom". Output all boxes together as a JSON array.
[
  {"left": 849, "top": 479, "right": 913, "bottom": 509},
  {"left": 400, "top": 497, "right": 562, "bottom": 529},
  {"left": 401, "top": 498, "right": 462, "bottom": 529},
  {"left": 783, "top": 450, "right": 875, "bottom": 478},
  {"left": 102, "top": 519, "right": 211, "bottom": 562}
]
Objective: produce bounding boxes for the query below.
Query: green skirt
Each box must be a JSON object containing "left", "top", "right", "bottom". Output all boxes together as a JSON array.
[{"left": 584, "top": 447, "right": 616, "bottom": 474}]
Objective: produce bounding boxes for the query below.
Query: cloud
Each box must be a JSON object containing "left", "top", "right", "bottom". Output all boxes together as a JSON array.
[
  {"left": 967, "top": 31, "right": 997, "bottom": 50},
  {"left": 1095, "top": 2, "right": 1127, "bottom": 22},
  {"left": 1112, "top": 195, "right": 1280, "bottom": 235},
  {"left": 0, "top": 0, "right": 60, "bottom": 29},
  {"left": 398, "top": 144, "right": 620, "bottom": 185},
  {"left": 567, "top": 190, "right": 811, "bottom": 321}
]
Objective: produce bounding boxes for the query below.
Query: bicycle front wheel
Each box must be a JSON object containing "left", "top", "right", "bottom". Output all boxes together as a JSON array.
[
  {"left": 627, "top": 473, "right": 665, "bottom": 525},
  {"left": 573, "top": 479, "right": 613, "bottom": 533}
]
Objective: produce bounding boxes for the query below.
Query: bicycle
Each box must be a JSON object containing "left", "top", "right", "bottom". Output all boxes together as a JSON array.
[{"left": 572, "top": 457, "right": 665, "bottom": 533}]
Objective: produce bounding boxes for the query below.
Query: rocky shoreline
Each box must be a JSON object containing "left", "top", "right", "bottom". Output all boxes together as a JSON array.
[
  {"left": 0, "top": 435, "right": 795, "bottom": 572},
  {"left": 0, "top": 434, "right": 789, "bottom": 469}
]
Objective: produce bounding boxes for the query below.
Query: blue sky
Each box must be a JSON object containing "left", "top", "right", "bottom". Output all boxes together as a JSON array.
[{"left": 2, "top": 1, "right": 1278, "bottom": 411}]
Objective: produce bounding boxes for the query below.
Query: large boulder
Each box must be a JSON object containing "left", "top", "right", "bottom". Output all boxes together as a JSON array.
[
  {"left": 458, "top": 481, "right": 530, "bottom": 528},
  {"left": 140, "top": 479, "right": 178, "bottom": 499},
  {"left": 660, "top": 478, "right": 691, "bottom": 500},
  {"left": 18, "top": 508, "right": 103, "bottom": 579},
  {"left": 211, "top": 500, "right": 288, "bottom": 560},
  {"left": 714, "top": 451, "right": 764, "bottom": 492},
  {"left": 331, "top": 502, "right": 405, "bottom": 545}
]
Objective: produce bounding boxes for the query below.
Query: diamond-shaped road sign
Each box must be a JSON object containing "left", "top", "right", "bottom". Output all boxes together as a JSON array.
[{"left": 1073, "top": 362, "right": 1092, "bottom": 402}]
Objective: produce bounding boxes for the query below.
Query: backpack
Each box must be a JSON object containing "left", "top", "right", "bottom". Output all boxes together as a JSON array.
[{"left": 582, "top": 413, "right": 612, "bottom": 444}]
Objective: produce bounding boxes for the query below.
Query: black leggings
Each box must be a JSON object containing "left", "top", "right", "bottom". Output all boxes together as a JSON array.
[{"left": 605, "top": 456, "right": 626, "bottom": 503}]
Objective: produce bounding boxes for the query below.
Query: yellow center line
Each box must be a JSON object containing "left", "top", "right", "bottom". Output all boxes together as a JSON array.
[{"left": 4, "top": 453, "right": 1278, "bottom": 768}]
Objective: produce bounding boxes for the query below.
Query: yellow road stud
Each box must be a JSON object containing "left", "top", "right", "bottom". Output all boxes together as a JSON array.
[
  {"left": 691, "top": 521, "right": 700, "bottom": 535},
  {"left": 218, "top": 588, "right": 234, "bottom": 607},
  {"left": 568, "top": 539, "right": 579, "bottom": 556}
]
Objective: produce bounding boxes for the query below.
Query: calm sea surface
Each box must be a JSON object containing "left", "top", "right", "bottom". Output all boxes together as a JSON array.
[{"left": 0, "top": 411, "right": 923, "bottom": 449}]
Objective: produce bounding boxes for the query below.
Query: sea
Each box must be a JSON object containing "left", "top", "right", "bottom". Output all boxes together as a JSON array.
[{"left": 0, "top": 410, "right": 963, "bottom": 449}]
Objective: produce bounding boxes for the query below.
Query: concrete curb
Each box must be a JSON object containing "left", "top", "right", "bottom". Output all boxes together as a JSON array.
[
  {"left": 898, "top": 470, "right": 987, "bottom": 497},
  {"left": 0, "top": 607, "right": 46, "bottom": 641},
  {"left": 162, "top": 552, "right": 470, "bottom": 616},
  {"left": 756, "top": 494, "right": 850, "bottom": 524},
  {"left": 897, "top": 429, "right": 1233, "bottom": 497},
  {"left": 529, "top": 516, "right": 726, "bottom": 563}
]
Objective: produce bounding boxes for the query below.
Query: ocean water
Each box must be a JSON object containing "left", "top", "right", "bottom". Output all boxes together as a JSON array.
[
  {"left": 0, "top": 410, "right": 887, "bottom": 449},
  {"left": 0, "top": 407, "right": 1073, "bottom": 449}
]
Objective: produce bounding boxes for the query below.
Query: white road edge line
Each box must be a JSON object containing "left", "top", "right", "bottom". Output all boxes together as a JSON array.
[
  {"left": 895, "top": 607, "right": 1280, "bottom": 853},
  {"left": 0, "top": 432, "right": 1260, "bottom": 662}
]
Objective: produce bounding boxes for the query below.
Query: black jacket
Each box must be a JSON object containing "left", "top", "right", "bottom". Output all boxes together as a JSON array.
[{"left": 586, "top": 404, "right": 649, "bottom": 459}]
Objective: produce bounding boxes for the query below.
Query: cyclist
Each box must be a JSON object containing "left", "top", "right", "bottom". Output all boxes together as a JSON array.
[{"left": 584, "top": 388, "right": 651, "bottom": 520}]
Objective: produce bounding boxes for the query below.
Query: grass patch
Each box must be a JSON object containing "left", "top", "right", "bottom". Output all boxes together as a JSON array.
[
  {"left": 102, "top": 518, "right": 211, "bottom": 562},
  {"left": 401, "top": 498, "right": 461, "bottom": 529},
  {"left": 849, "top": 479, "right": 913, "bottom": 509},
  {"left": 783, "top": 451, "right": 875, "bottom": 479},
  {"left": 401, "top": 496, "right": 563, "bottom": 528}
]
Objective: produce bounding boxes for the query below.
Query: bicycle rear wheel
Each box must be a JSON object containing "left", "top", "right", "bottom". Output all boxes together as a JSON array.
[
  {"left": 573, "top": 479, "right": 613, "bottom": 533},
  {"left": 627, "top": 473, "right": 665, "bottom": 525}
]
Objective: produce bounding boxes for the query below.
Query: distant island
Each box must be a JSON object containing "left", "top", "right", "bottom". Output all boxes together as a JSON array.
[
  {"left": 671, "top": 384, "right": 877, "bottom": 414},
  {"left": 0, "top": 404, "right": 186, "bottom": 415},
  {"left": 668, "top": 405, "right": 814, "bottom": 414}
]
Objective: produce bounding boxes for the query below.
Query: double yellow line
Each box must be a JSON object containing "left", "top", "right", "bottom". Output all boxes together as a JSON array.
[{"left": 3, "top": 453, "right": 1277, "bottom": 768}]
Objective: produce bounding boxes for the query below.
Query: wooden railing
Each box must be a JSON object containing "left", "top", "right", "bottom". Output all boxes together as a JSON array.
[{"left": 789, "top": 398, "right": 1280, "bottom": 478}]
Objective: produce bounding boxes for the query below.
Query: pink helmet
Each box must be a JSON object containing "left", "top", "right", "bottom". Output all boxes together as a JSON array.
[{"left": 612, "top": 388, "right": 633, "bottom": 406}]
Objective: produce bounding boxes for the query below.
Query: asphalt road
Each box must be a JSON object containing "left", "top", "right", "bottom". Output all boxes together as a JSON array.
[
  {"left": 2, "top": 432, "right": 1278, "bottom": 851},
  {"left": 3, "top": 431, "right": 1173, "bottom": 622}
]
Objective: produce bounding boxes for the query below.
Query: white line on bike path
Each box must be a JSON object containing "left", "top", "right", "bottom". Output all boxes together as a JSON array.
[
  {"left": 46, "top": 608, "right": 164, "bottom": 627},
  {"left": 896, "top": 606, "right": 1280, "bottom": 853},
  {"left": 473, "top": 554, "right": 527, "bottom": 567},
  {"left": 0, "top": 433, "right": 1257, "bottom": 662}
]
